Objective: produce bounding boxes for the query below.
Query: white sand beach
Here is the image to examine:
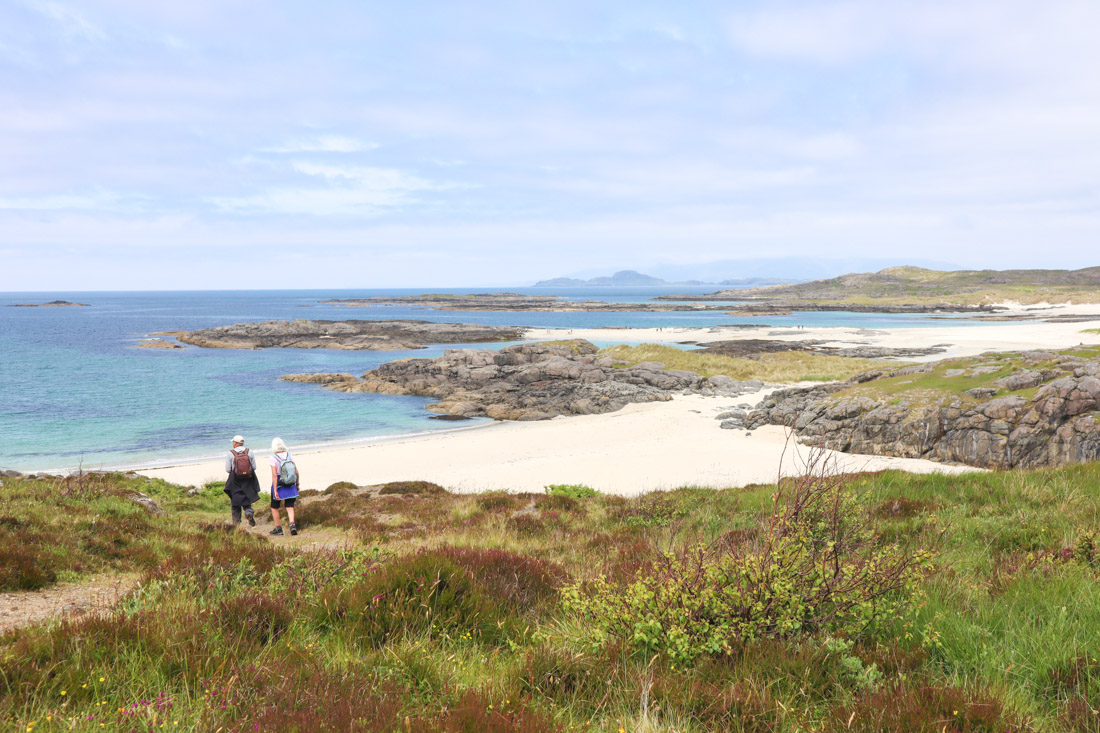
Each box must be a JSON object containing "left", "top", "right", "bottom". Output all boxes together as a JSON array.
[
  {"left": 137, "top": 306, "right": 1100, "bottom": 495},
  {"left": 527, "top": 304, "right": 1100, "bottom": 362},
  {"left": 140, "top": 392, "right": 977, "bottom": 495}
]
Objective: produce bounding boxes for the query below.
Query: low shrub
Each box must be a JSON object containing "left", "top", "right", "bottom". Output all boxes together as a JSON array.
[
  {"left": 545, "top": 484, "right": 600, "bottom": 499},
  {"left": 564, "top": 465, "right": 931, "bottom": 664},
  {"left": 433, "top": 545, "right": 567, "bottom": 614},
  {"left": 378, "top": 480, "right": 447, "bottom": 495},
  {"left": 324, "top": 480, "right": 358, "bottom": 494},
  {"left": 0, "top": 544, "right": 56, "bottom": 591},
  {"left": 216, "top": 591, "right": 294, "bottom": 645},
  {"left": 476, "top": 491, "right": 517, "bottom": 512},
  {"left": 205, "top": 664, "right": 406, "bottom": 732},
  {"left": 408, "top": 688, "right": 564, "bottom": 732},
  {"left": 828, "top": 679, "right": 1025, "bottom": 732},
  {"left": 315, "top": 552, "right": 516, "bottom": 646}
]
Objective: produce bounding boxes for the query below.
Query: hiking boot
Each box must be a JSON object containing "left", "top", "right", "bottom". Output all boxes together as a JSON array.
[
  {"left": 289, "top": 523, "right": 298, "bottom": 536},
  {"left": 246, "top": 510, "right": 256, "bottom": 527},
  {"left": 269, "top": 526, "right": 283, "bottom": 536}
]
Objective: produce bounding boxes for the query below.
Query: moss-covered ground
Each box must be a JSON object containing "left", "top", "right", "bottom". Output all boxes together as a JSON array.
[{"left": 2, "top": 464, "right": 1099, "bottom": 731}]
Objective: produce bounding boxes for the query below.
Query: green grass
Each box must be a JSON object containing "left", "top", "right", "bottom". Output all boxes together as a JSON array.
[
  {"left": 3, "top": 466, "right": 1100, "bottom": 730},
  {"left": 601, "top": 343, "right": 897, "bottom": 383}
]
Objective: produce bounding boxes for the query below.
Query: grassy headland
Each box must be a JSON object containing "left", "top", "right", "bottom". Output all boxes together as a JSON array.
[
  {"left": 690, "top": 265, "right": 1100, "bottom": 307},
  {"left": 2, "top": 464, "right": 1099, "bottom": 731},
  {"left": 601, "top": 343, "right": 898, "bottom": 382}
]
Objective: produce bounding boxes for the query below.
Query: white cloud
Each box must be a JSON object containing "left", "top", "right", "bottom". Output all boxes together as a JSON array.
[
  {"left": 261, "top": 136, "right": 378, "bottom": 153},
  {"left": 208, "top": 162, "right": 462, "bottom": 216}
]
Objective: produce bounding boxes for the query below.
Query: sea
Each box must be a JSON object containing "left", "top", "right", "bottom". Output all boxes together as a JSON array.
[{"left": 0, "top": 287, "right": 983, "bottom": 473}]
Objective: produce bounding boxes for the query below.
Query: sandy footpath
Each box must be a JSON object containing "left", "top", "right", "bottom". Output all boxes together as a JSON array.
[
  {"left": 527, "top": 303, "right": 1100, "bottom": 362},
  {"left": 140, "top": 392, "right": 976, "bottom": 496}
]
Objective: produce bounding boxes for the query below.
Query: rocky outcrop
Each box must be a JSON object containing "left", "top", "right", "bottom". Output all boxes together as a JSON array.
[
  {"left": 321, "top": 293, "right": 731, "bottom": 312},
  {"left": 697, "top": 339, "right": 947, "bottom": 360},
  {"left": 283, "top": 340, "right": 767, "bottom": 420},
  {"left": 137, "top": 338, "right": 184, "bottom": 349},
  {"left": 745, "top": 351, "right": 1100, "bottom": 469},
  {"left": 174, "top": 320, "right": 526, "bottom": 351}
]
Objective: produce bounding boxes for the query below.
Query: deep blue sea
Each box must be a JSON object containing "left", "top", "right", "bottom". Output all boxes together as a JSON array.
[{"left": 0, "top": 287, "right": 983, "bottom": 472}]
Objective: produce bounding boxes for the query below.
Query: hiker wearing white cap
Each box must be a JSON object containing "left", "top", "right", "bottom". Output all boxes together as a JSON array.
[{"left": 223, "top": 435, "right": 260, "bottom": 526}]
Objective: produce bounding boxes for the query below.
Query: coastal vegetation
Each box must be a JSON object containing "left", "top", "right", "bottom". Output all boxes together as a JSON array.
[
  {"left": 747, "top": 345, "right": 1100, "bottom": 469},
  {"left": 600, "top": 343, "right": 896, "bottom": 383},
  {"left": 3, "top": 464, "right": 1099, "bottom": 731}
]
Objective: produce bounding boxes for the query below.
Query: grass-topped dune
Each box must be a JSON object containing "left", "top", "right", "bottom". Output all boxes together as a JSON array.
[{"left": 2, "top": 465, "right": 1099, "bottom": 731}]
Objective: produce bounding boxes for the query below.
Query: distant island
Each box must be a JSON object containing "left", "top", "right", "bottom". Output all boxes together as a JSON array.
[
  {"left": 7, "top": 300, "right": 88, "bottom": 307},
  {"left": 657, "top": 265, "right": 1100, "bottom": 310},
  {"left": 321, "top": 293, "right": 733, "bottom": 312},
  {"left": 532, "top": 269, "right": 799, "bottom": 288}
]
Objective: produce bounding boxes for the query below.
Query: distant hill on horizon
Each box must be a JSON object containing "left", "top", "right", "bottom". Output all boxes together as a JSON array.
[{"left": 532, "top": 269, "right": 799, "bottom": 288}]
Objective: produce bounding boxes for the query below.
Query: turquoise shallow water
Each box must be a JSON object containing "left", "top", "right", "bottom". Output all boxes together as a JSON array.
[{"left": 0, "top": 287, "right": 984, "bottom": 472}]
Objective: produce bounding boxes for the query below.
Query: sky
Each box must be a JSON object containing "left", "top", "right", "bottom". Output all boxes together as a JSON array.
[{"left": 1, "top": 0, "right": 1099, "bottom": 289}]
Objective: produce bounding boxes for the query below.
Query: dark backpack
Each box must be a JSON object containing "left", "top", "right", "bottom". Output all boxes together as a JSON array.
[{"left": 232, "top": 449, "right": 253, "bottom": 478}]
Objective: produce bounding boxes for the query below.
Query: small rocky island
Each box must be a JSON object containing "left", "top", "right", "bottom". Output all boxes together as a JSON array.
[
  {"left": 321, "top": 293, "right": 732, "bottom": 312},
  {"left": 283, "top": 339, "right": 766, "bottom": 420},
  {"left": 170, "top": 320, "right": 526, "bottom": 351},
  {"left": 7, "top": 300, "right": 88, "bottom": 307},
  {"left": 744, "top": 347, "right": 1100, "bottom": 469}
]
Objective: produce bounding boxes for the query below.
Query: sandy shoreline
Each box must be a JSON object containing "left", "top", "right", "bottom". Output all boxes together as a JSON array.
[
  {"left": 134, "top": 304, "right": 1100, "bottom": 493},
  {"left": 140, "top": 392, "right": 978, "bottom": 495}
]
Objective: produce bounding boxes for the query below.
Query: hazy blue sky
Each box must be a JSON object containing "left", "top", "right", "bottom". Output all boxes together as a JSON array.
[{"left": 2, "top": 1, "right": 1098, "bottom": 289}]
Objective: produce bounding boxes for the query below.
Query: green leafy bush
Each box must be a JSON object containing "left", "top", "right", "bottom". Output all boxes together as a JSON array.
[
  {"left": 545, "top": 484, "right": 600, "bottom": 499},
  {"left": 563, "top": 465, "right": 931, "bottom": 664}
]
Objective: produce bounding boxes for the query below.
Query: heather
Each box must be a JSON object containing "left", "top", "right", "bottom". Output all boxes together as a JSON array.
[{"left": 2, "top": 463, "right": 1099, "bottom": 731}]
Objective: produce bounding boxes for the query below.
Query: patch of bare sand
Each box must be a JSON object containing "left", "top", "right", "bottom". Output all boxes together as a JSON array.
[{"left": 0, "top": 574, "right": 139, "bottom": 633}]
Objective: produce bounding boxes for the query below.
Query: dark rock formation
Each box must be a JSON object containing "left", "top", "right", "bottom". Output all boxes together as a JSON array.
[
  {"left": 321, "top": 293, "right": 732, "bottom": 312},
  {"left": 174, "top": 320, "right": 526, "bottom": 351},
  {"left": 283, "top": 340, "right": 767, "bottom": 420},
  {"left": 696, "top": 339, "right": 947, "bottom": 360},
  {"left": 8, "top": 300, "right": 88, "bottom": 307},
  {"left": 745, "top": 350, "right": 1100, "bottom": 469}
]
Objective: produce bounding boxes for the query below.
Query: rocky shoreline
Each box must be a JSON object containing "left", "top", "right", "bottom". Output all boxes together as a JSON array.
[
  {"left": 654, "top": 297, "right": 1002, "bottom": 314},
  {"left": 282, "top": 339, "right": 767, "bottom": 420},
  {"left": 170, "top": 320, "right": 526, "bottom": 350},
  {"left": 321, "top": 293, "right": 732, "bottom": 312},
  {"left": 743, "top": 347, "right": 1100, "bottom": 469},
  {"left": 692, "top": 338, "right": 948, "bottom": 360}
]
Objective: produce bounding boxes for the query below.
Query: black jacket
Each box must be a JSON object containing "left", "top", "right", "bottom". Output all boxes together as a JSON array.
[{"left": 224, "top": 450, "right": 261, "bottom": 506}]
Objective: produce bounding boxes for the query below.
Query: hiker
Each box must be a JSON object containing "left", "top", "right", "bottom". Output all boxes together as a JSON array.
[
  {"left": 269, "top": 437, "right": 300, "bottom": 536},
  {"left": 223, "top": 435, "right": 260, "bottom": 526}
]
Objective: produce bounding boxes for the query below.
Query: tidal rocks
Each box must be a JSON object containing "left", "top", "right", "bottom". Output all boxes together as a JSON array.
[
  {"left": 745, "top": 351, "right": 1100, "bottom": 469},
  {"left": 322, "top": 293, "right": 732, "bottom": 312},
  {"left": 137, "top": 338, "right": 184, "bottom": 349},
  {"left": 174, "top": 320, "right": 526, "bottom": 351},
  {"left": 697, "top": 339, "right": 947, "bottom": 360},
  {"left": 283, "top": 339, "right": 767, "bottom": 421}
]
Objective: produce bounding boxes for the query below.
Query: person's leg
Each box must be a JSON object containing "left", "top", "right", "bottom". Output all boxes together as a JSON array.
[
  {"left": 271, "top": 506, "right": 281, "bottom": 528},
  {"left": 244, "top": 504, "right": 255, "bottom": 526},
  {"left": 231, "top": 505, "right": 242, "bottom": 524}
]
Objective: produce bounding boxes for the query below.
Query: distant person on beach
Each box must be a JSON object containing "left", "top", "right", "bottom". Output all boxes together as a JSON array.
[
  {"left": 269, "top": 437, "right": 300, "bottom": 536},
  {"left": 223, "top": 435, "right": 260, "bottom": 526}
]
